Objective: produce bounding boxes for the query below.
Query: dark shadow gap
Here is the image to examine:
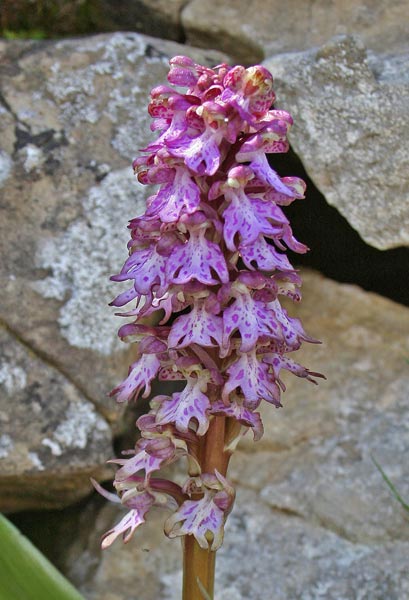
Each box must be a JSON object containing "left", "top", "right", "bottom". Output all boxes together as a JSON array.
[{"left": 270, "top": 148, "right": 409, "bottom": 306}]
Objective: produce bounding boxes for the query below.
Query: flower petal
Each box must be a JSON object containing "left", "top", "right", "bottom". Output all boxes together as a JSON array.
[
  {"left": 240, "top": 235, "right": 294, "bottom": 272},
  {"left": 167, "top": 228, "right": 229, "bottom": 285},
  {"left": 101, "top": 491, "right": 155, "bottom": 548},
  {"left": 210, "top": 399, "right": 264, "bottom": 441},
  {"left": 169, "top": 300, "right": 222, "bottom": 348},
  {"left": 223, "top": 349, "right": 281, "bottom": 408},
  {"left": 165, "top": 473, "right": 235, "bottom": 550},
  {"left": 154, "top": 378, "right": 211, "bottom": 436},
  {"left": 110, "top": 353, "right": 161, "bottom": 402}
]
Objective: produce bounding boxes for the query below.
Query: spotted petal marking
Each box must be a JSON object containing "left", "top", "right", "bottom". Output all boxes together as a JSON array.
[
  {"left": 167, "top": 228, "right": 229, "bottom": 285},
  {"left": 169, "top": 300, "right": 222, "bottom": 348},
  {"left": 222, "top": 349, "right": 281, "bottom": 408},
  {"left": 223, "top": 189, "right": 280, "bottom": 251},
  {"left": 146, "top": 167, "right": 201, "bottom": 222},
  {"left": 112, "top": 437, "right": 176, "bottom": 483},
  {"left": 168, "top": 125, "right": 223, "bottom": 176},
  {"left": 240, "top": 235, "right": 293, "bottom": 272},
  {"left": 111, "top": 244, "right": 168, "bottom": 298},
  {"left": 101, "top": 491, "right": 155, "bottom": 548},
  {"left": 110, "top": 353, "right": 161, "bottom": 402},
  {"left": 154, "top": 376, "right": 211, "bottom": 436},
  {"left": 210, "top": 399, "right": 264, "bottom": 441},
  {"left": 165, "top": 472, "right": 235, "bottom": 550}
]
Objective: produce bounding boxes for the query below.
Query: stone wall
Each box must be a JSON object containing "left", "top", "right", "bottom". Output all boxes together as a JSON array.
[{"left": 1, "top": 3, "right": 408, "bottom": 599}]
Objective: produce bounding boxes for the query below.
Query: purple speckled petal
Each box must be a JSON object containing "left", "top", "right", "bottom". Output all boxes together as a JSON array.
[
  {"left": 154, "top": 377, "right": 211, "bottom": 436},
  {"left": 165, "top": 472, "right": 235, "bottom": 550},
  {"left": 210, "top": 399, "right": 264, "bottom": 441},
  {"left": 167, "top": 228, "right": 229, "bottom": 285},
  {"left": 110, "top": 353, "right": 161, "bottom": 402},
  {"left": 240, "top": 235, "right": 294, "bottom": 272},
  {"left": 249, "top": 152, "right": 294, "bottom": 196},
  {"left": 113, "top": 437, "right": 176, "bottom": 483},
  {"left": 146, "top": 167, "right": 201, "bottom": 222},
  {"left": 169, "top": 300, "right": 222, "bottom": 348},
  {"left": 146, "top": 111, "right": 189, "bottom": 151},
  {"left": 167, "top": 126, "right": 222, "bottom": 176},
  {"left": 222, "top": 284, "right": 289, "bottom": 354},
  {"left": 263, "top": 352, "right": 325, "bottom": 390},
  {"left": 222, "top": 289, "right": 259, "bottom": 353},
  {"left": 267, "top": 298, "right": 317, "bottom": 351},
  {"left": 110, "top": 286, "right": 139, "bottom": 308},
  {"left": 222, "top": 349, "right": 281, "bottom": 408},
  {"left": 223, "top": 190, "right": 280, "bottom": 251},
  {"left": 111, "top": 244, "right": 168, "bottom": 297},
  {"left": 101, "top": 491, "right": 155, "bottom": 548}
]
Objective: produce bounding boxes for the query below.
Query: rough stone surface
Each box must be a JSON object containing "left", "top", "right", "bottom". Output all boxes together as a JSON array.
[
  {"left": 0, "top": 34, "right": 228, "bottom": 420},
  {"left": 264, "top": 36, "right": 409, "bottom": 250},
  {"left": 162, "top": 490, "right": 409, "bottom": 600},
  {"left": 233, "top": 270, "right": 409, "bottom": 544},
  {"left": 51, "top": 271, "right": 409, "bottom": 599},
  {"left": 1, "top": 1, "right": 188, "bottom": 42},
  {"left": 182, "top": 0, "right": 409, "bottom": 64},
  {"left": 0, "top": 325, "right": 112, "bottom": 512}
]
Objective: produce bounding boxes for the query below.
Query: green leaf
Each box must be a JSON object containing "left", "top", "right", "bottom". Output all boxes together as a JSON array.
[
  {"left": 0, "top": 513, "right": 86, "bottom": 600},
  {"left": 371, "top": 454, "right": 409, "bottom": 513}
]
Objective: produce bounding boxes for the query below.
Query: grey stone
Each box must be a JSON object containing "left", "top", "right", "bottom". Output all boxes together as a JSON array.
[
  {"left": 162, "top": 490, "right": 409, "bottom": 600},
  {"left": 264, "top": 36, "right": 409, "bottom": 249},
  {"left": 58, "top": 271, "right": 409, "bottom": 599},
  {"left": 0, "top": 325, "right": 112, "bottom": 512},
  {"left": 182, "top": 0, "right": 409, "bottom": 65},
  {"left": 0, "top": 33, "right": 228, "bottom": 421},
  {"left": 234, "top": 270, "right": 409, "bottom": 543}
]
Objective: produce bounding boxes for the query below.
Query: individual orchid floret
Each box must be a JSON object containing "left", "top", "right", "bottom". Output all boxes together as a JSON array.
[
  {"left": 166, "top": 218, "right": 229, "bottom": 285},
  {"left": 169, "top": 295, "right": 223, "bottom": 349},
  {"left": 165, "top": 471, "right": 235, "bottom": 551},
  {"left": 111, "top": 436, "right": 179, "bottom": 485},
  {"left": 222, "top": 348, "right": 282, "bottom": 409},
  {"left": 210, "top": 396, "right": 264, "bottom": 442},
  {"left": 153, "top": 373, "right": 211, "bottom": 436},
  {"left": 221, "top": 65, "right": 275, "bottom": 121},
  {"left": 145, "top": 166, "right": 201, "bottom": 222},
  {"left": 109, "top": 352, "right": 162, "bottom": 403},
  {"left": 101, "top": 490, "right": 156, "bottom": 549}
]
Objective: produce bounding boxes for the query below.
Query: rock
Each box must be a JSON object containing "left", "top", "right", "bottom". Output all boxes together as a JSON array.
[
  {"left": 162, "top": 489, "right": 409, "bottom": 600},
  {"left": 1, "top": 0, "right": 187, "bottom": 42},
  {"left": 182, "top": 0, "right": 409, "bottom": 65},
  {"left": 0, "top": 33, "right": 228, "bottom": 422},
  {"left": 264, "top": 36, "right": 409, "bottom": 250},
  {"left": 73, "top": 500, "right": 181, "bottom": 600},
  {"left": 55, "top": 271, "right": 409, "bottom": 598},
  {"left": 233, "top": 270, "right": 409, "bottom": 543},
  {"left": 0, "top": 324, "right": 112, "bottom": 512}
]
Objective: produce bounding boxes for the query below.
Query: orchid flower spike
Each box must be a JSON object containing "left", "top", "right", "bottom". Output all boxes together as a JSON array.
[{"left": 98, "top": 56, "right": 324, "bottom": 560}]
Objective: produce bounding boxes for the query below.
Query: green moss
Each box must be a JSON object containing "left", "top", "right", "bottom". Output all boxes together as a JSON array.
[{"left": 2, "top": 28, "right": 47, "bottom": 40}]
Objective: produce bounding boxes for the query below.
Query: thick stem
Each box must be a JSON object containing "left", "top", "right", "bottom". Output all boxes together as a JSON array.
[
  {"left": 182, "top": 535, "right": 216, "bottom": 600},
  {"left": 182, "top": 416, "right": 229, "bottom": 600}
]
